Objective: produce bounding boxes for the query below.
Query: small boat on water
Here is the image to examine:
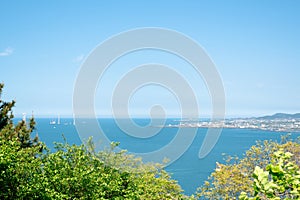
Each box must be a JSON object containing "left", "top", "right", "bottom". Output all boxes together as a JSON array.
[{"left": 50, "top": 114, "right": 60, "bottom": 125}]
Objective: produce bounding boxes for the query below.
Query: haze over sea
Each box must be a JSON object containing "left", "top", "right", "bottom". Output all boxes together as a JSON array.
[{"left": 27, "top": 117, "right": 299, "bottom": 195}]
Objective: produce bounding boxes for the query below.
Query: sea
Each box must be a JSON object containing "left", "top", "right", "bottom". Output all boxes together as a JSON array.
[{"left": 27, "top": 118, "right": 299, "bottom": 195}]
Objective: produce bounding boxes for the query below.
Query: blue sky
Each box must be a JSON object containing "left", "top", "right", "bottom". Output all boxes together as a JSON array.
[{"left": 1, "top": 0, "right": 299, "bottom": 118}]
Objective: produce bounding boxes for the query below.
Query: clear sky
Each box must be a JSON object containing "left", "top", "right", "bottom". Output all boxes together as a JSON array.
[{"left": 1, "top": 0, "right": 299, "bottom": 118}]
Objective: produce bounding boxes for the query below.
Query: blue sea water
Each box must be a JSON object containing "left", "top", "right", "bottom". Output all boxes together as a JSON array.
[{"left": 30, "top": 118, "right": 298, "bottom": 195}]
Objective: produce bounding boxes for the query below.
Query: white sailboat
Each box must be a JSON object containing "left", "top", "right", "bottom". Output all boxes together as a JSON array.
[{"left": 50, "top": 114, "right": 60, "bottom": 125}]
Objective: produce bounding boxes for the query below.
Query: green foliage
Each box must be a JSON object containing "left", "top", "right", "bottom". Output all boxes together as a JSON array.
[
  {"left": 1, "top": 137, "right": 187, "bottom": 199},
  {"left": 38, "top": 141, "right": 187, "bottom": 199},
  {"left": 196, "top": 136, "right": 300, "bottom": 199},
  {"left": 239, "top": 150, "right": 300, "bottom": 200},
  {"left": 0, "top": 83, "right": 188, "bottom": 199},
  {"left": 0, "top": 83, "right": 40, "bottom": 148},
  {"left": 0, "top": 83, "right": 15, "bottom": 130},
  {"left": 0, "top": 137, "right": 42, "bottom": 199},
  {"left": 0, "top": 83, "right": 43, "bottom": 199}
]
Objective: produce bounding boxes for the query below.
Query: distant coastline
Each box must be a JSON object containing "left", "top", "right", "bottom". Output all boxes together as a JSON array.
[
  {"left": 158, "top": 113, "right": 300, "bottom": 133},
  {"left": 17, "top": 113, "right": 300, "bottom": 133}
]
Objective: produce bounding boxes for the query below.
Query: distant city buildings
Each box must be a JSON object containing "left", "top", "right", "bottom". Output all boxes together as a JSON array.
[{"left": 163, "top": 118, "right": 300, "bottom": 132}]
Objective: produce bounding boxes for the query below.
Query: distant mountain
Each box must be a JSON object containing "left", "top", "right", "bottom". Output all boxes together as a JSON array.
[{"left": 257, "top": 113, "right": 300, "bottom": 120}]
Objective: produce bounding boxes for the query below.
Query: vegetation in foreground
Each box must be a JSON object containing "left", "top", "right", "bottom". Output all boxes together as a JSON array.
[
  {"left": 197, "top": 137, "right": 300, "bottom": 199},
  {"left": 0, "top": 83, "right": 187, "bottom": 199},
  {"left": 1, "top": 83, "right": 299, "bottom": 199}
]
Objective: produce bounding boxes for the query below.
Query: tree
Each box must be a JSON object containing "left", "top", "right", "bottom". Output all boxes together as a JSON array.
[
  {"left": 0, "top": 83, "right": 39, "bottom": 148},
  {"left": 33, "top": 140, "right": 188, "bottom": 199},
  {"left": 1, "top": 137, "right": 189, "bottom": 199},
  {"left": 0, "top": 83, "right": 42, "bottom": 199},
  {"left": 196, "top": 136, "right": 300, "bottom": 199},
  {"left": 239, "top": 150, "right": 300, "bottom": 200},
  {"left": 0, "top": 83, "right": 14, "bottom": 130},
  {"left": 0, "top": 137, "right": 42, "bottom": 199}
]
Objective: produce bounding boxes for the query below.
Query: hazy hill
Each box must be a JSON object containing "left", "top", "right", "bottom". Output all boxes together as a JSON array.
[{"left": 257, "top": 113, "right": 300, "bottom": 120}]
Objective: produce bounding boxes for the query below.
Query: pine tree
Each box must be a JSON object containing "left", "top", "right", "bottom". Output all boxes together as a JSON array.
[{"left": 0, "top": 83, "right": 40, "bottom": 148}]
